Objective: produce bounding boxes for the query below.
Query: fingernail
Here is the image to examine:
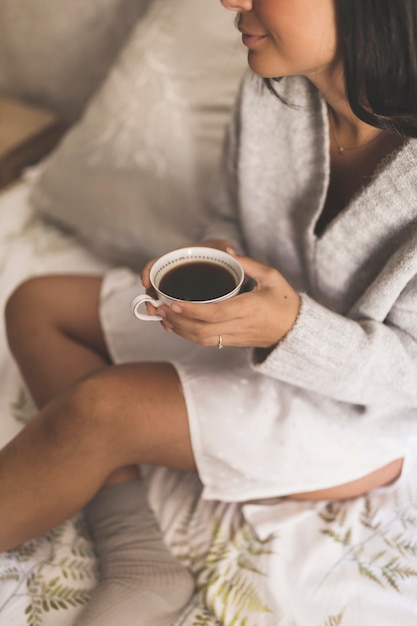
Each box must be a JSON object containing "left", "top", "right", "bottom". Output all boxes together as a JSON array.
[
  {"left": 159, "top": 309, "right": 166, "bottom": 319},
  {"left": 170, "top": 304, "right": 182, "bottom": 313}
]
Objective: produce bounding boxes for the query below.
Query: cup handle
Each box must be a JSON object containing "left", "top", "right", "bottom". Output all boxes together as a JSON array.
[{"left": 131, "top": 294, "right": 163, "bottom": 321}]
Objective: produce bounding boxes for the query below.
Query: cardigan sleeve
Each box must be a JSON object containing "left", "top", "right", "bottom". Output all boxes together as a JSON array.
[{"left": 252, "top": 287, "right": 417, "bottom": 408}]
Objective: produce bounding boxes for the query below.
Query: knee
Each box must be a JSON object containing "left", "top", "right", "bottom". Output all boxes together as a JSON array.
[
  {"left": 5, "top": 277, "right": 56, "bottom": 355},
  {"left": 68, "top": 369, "right": 126, "bottom": 431},
  {"left": 44, "top": 370, "right": 120, "bottom": 446}
]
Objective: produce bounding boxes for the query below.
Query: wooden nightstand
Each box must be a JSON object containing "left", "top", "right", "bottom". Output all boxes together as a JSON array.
[{"left": 0, "top": 95, "right": 66, "bottom": 189}]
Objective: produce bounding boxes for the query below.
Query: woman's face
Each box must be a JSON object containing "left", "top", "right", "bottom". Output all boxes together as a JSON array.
[{"left": 221, "top": 0, "right": 339, "bottom": 80}]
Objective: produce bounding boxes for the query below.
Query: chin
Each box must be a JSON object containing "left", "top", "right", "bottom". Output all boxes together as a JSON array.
[{"left": 247, "top": 54, "right": 289, "bottom": 79}]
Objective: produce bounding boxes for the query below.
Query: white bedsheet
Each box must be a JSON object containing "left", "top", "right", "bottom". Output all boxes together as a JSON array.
[{"left": 1, "top": 178, "right": 417, "bottom": 626}]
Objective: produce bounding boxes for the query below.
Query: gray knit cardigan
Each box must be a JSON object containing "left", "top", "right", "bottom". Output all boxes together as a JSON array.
[{"left": 204, "top": 70, "right": 417, "bottom": 463}]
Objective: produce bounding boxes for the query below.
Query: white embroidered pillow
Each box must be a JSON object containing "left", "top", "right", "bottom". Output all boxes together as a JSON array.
[{"left": 30, "top": 0, "right": 246, "bottom": 269}]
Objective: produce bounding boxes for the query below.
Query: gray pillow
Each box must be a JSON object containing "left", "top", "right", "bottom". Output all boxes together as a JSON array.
[
  {"left": 0, "top": 0, "right": 151, "bottom": 121},
  {"left": 30, "top": 0, "right": 246, "bottom": 270}
]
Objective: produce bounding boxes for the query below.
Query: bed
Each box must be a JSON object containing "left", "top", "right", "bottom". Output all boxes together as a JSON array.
[
  {"left": 2, "top": 1, "right": 417, "bottom": 624},
  {"left": 1, "top": 175, "right": 417, "bottom": 626}
]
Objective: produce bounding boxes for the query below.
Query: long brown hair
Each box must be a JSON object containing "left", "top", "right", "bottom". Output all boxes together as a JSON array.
[{"left": 336, "top": 0, "right": 417, "bottom": 137}]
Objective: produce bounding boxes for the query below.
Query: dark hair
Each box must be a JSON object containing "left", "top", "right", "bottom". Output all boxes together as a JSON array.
[{"left": 336, "top": 0, "right": 417, "bottom": 137}]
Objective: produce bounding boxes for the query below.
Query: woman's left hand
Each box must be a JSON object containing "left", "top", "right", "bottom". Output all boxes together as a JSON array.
[{"left": 157, "top": 255, "right": 301, "bottom": 349}]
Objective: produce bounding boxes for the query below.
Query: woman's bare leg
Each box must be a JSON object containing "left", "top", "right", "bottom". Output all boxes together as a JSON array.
[
  {"left": 288, "top": 458, "right": 404, "bottom": 501},
  {"left": 0, "top": 359, "right": 196, "bottom": 549},
  {"left": 5, "top": 275, "right": 112, "bottom": 409},
  {"left": 0, "top": 358, "right": 195, "bottom": 625},
  {"left": 5, "top": 275, "right": 139, "bottom": 484},
  {"left": 4, "top": 275, "right": 195, "bottom": 625}
]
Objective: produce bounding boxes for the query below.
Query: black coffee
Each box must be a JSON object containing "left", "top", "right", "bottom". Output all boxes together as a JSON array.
[{"left": 159, "top": 261, "right": 237, "bottom": 301}]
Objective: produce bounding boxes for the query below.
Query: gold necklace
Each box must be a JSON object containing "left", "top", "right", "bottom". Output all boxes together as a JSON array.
[{"left": 328, "top": 112, "right": 380, "bottom": 156}]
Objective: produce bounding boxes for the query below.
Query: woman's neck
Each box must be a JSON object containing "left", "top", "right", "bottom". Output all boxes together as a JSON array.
[{"left": 308, "top": 65, "right": 384, "bottom": 150}]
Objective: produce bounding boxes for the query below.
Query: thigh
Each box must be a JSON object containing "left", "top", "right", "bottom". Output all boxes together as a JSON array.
[
  {"left": 288, "top": 458, "right": 404, "bottom": 501},
  {"left": 8, "top": 274, "right": 108, "bottom": 358}
]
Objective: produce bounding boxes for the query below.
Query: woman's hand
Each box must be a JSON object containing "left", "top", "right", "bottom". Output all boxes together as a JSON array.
[{"left": 155, "top": 254, "right": 301, "bottom": 349}]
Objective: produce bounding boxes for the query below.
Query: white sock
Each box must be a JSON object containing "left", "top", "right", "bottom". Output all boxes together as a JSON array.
[{"left": 75, "top": 481, "right": 194, "bottom": 626}]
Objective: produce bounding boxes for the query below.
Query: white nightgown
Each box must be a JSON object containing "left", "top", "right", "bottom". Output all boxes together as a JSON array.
[{"left": 99, "top": 267, "right": 411, "bottom": 502}]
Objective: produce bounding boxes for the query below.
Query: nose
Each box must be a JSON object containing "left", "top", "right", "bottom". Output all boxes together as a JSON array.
[{"left": 221, "top": 0, "right": 252, "bottom": 11}]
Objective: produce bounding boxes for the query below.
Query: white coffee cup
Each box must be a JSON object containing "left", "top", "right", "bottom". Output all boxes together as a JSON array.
[{"left": 131, "top": 247, "right": 244, "bottom": 321}]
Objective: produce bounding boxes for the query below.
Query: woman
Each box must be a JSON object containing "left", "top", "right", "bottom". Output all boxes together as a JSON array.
[{"left": 2, "top": 0, "right": 417, "bottom": 624}]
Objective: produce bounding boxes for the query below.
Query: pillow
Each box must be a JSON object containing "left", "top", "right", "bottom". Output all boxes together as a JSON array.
[
  {"left": 30, "top": 0, "right": 246, "bottom": 270},
  {"left": 0, "top": 0, "right": 151, "bottom": 121}
]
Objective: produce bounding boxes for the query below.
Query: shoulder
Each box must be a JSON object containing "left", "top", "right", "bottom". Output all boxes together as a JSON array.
[
  {"left": 392, "top": 138, "right": 417, "bottom": 175},
  {"left": 375, "top": 138, "right": 417, "bottom": 208}
]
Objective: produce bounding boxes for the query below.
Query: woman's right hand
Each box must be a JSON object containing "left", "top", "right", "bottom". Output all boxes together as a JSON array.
[{"left": 153, "top": 253, "right": 301, "bottom": 349}]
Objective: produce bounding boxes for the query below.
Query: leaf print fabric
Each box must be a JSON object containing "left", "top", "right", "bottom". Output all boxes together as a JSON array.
[{"left": 0, "top": 516, "right": 97, "bottom": 626}]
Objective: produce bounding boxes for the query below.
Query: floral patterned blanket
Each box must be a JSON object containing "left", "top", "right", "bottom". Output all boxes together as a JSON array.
[{"left": 1, "top": 179, "right": 417, "bottom": 626}]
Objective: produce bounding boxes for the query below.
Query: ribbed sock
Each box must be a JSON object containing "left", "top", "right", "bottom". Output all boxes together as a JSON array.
[{"left": 75, "top": 480, "right": 194, "bottom": 626}]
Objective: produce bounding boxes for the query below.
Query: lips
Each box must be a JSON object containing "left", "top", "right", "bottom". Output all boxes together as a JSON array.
[
  {"left": 241, "top": 32, "right": 268, "bottom": 47},
  {"left": 238, "top": 24, "right": 268, "bottom": 48}
]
